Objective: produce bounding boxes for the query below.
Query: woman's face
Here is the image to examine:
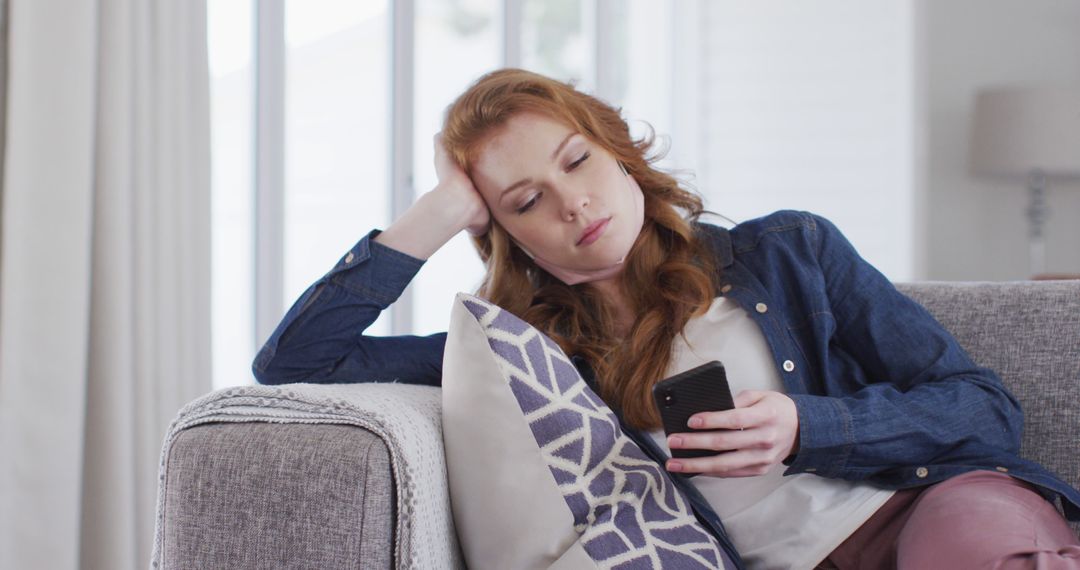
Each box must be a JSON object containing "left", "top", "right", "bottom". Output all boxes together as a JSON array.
[{"left": 470, "top": 112, "right": 644, "bottom": 275}]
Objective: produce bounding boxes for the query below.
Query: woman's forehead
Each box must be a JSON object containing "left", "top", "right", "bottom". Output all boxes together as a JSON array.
[
  {"left": 481, "top": 112, "right": 578, "bottom": 152},
  {"left": 477, "top": 111, "right": 587, "bottom": 164},
  {"left": 468, "top": 116, "right": 584, "bottom": 198}
]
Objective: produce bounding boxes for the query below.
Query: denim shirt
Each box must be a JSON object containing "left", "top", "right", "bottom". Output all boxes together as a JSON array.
[{"left": 253, "top": 209, "right": 1080, "bottom": 566}]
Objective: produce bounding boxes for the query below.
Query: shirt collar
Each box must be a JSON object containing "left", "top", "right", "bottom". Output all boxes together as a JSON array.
[{"left": 692, "top": 220, "right": 734, "bottom": 269}]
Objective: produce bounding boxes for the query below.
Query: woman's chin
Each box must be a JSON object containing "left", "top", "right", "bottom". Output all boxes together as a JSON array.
[{"left": 583, "top": 251, "right": 632, "bottom": 270}]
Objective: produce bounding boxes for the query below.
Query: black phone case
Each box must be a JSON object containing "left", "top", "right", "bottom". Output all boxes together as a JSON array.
[{"left": 651, "top": 360, "right": 736, "bottom": 463}]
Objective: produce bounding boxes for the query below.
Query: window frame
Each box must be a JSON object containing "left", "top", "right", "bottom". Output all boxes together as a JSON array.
[{"left": 244, "top": 0, "right": 675, "bottom": 353}]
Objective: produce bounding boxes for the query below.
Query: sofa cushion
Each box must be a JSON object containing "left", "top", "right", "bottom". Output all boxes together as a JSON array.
[
  {"left": 896, "top": 280, "right": 1080, "bottom": 535},
  {"left": 441, "top": 292, "right": 735, "bottom": 569}
]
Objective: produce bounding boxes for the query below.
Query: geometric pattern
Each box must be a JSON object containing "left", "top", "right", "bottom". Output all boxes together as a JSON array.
[{"left": 461, "top": 294, "right": 735, "bottom": 569}]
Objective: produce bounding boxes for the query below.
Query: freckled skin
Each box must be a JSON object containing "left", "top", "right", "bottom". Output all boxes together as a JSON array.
[{"left": 469, "top": 112, "right": 642, "bottom": 274}]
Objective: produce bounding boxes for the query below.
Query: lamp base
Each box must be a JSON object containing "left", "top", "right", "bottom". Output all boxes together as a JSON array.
[{"left": 1026, "top": 169, "right": 1048, "bottom": 278}]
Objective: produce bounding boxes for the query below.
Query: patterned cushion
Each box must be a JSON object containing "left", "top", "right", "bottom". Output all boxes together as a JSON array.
[{"left": 441, "top": 292, "right": 735, "bottom": 569}]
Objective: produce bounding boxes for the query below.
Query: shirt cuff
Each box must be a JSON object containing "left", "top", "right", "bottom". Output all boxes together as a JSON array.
[
  {"left": 782, "top": 393, "right": 855, "bottom": 478},
  {"left": 327, "top": 228, "right": 426, "bottom": 307}
]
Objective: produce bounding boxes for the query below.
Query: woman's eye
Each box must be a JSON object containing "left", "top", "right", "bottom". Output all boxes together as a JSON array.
[
  {"left": 516, "top": 194, "right": 539, "bottom": 214},
  {"left": 515, "top": 152, "right": 588, "bottom": 215},
  {"left": 567, "top": 151, "right": 590, "bottom": 171}
]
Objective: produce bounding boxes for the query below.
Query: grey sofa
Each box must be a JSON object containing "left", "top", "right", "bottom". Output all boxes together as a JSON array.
[{"left": 154, "top": 281, "right": 1080, "bottom": 569}]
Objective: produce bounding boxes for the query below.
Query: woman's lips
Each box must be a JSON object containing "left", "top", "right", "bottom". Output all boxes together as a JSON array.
[{"left": 577, "top": 217, "right": 611, "bottom": 246}]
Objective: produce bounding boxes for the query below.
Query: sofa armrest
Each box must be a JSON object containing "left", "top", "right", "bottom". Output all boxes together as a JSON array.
[
  {"left": 159, "top": 422, "right": 395, "bottom": 569},
  {"left": 152, "top": 382, "right": 464, "bottom": 569}
]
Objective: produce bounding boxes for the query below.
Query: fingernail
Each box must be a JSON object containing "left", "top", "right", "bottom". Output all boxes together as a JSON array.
[
  {"left": 669, "top": 436, "right": 683, "bottom": 448},
  {"left": 668, "top": 461, "right": 682, "bottom": 472},
  {"left": 688, "top": 417, "right": 703, "bottom": 428}
]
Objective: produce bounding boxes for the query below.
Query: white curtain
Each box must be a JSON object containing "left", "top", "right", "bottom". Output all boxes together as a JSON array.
[{"left": 0, "top": 0, "right": 211, "bottom": 568}]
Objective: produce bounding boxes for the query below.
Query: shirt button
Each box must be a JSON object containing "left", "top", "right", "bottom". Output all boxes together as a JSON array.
[
  {"left": 344, "top": 252, "right": 355, "bottom": 264},
  {"left": 755, "top": 303, "right": 768, "bottom": 314},
  {"left": 783, "top": 360, "right": 795, "bottom": 372},
  {"left": 721, "top": 284, "right": 733, "bottom": 294},
  {"left": 996, "top": 466, "right": 1009, "bottom": 473},
  {"left": 915, "top": 467, "right": 929, "bottom": 478}
]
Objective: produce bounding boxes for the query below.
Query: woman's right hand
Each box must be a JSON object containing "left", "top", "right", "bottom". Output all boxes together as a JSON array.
[{"left": 432, "top": 132, "right": 491, "bottom": 237}]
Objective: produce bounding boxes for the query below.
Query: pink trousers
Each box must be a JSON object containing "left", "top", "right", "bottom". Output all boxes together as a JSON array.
[{"left": 819, "top": 470, "right": 1080, "bottom": 570}]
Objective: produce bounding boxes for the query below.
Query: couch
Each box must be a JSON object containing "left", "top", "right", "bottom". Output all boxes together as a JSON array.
[{"left": 151, "top": 281, "right": 1080, "bottom": 569}]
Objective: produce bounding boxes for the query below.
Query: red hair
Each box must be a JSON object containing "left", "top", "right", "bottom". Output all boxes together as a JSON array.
[{"left": 441, "top": 68, "right": 721, "bottom": 430}]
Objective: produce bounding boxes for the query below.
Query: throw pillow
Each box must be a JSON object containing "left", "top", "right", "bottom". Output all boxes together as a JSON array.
[{"left": 442, "top": 292, "right": 735, "bottom": 569}]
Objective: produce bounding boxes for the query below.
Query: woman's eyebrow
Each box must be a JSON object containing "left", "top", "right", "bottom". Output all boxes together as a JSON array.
[
  {"left": 499, "top": 133, "right": 580, "bottom": 201},
  {"left": 550, "top": 132, "right": 577, "bottom": 161},
  {"left": 500, "top": 179, "right": 531, "bottom": 202}
]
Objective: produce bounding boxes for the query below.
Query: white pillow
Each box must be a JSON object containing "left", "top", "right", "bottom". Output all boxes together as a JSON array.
[{"left": 442, "top": 292, "right": 735, "bottom": 569}]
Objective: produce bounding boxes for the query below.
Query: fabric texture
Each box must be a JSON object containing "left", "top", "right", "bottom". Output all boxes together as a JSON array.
[
  {"left": 822, "top": 470, "right": 1080, "bottom": 569},
  {"left": 162, "top": 423, "right": 394, "bottom": 569},
  {"left": 150, "top": 383, "right": 465, "bottom": 570},
  {"left": 896, "top": 281, "right": 1080, "bottom": 537},
  {"left": 441, "top": 292, "right": 736, "bottom": 569},
  {"left": 645, "top": 295, "right": 896, "bottom": 570},
  {"left": 0, "top": 2, "right": 212, "bottom": 569},
  {"left": 252, "top": 214, "right": 1080, "bottom": 525}
]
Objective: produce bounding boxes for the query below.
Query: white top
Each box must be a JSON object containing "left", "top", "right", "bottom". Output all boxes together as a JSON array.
[{"left": 645, "top": 296, "right": 896, "bottom": 570}]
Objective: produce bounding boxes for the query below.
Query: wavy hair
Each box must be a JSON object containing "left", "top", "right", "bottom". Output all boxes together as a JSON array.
[{"left": 441, "top": 68, "right": 722, "bottom": 431}]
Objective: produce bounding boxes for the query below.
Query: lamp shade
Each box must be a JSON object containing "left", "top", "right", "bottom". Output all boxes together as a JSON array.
[{"left": 969, "top": 85, "right": 1080, "bottom": 181}]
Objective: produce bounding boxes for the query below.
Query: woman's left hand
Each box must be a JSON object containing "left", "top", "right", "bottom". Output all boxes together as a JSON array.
[{"left": 665, "top": 390, "right": 800, "bottom": 477}]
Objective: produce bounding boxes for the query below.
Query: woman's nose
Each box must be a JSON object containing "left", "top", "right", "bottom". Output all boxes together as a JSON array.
[{"left": 560, "top": 193, "right": 589, "bottom": 222}]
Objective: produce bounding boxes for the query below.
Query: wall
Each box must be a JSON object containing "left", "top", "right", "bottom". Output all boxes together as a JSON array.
[
  {"left": 923, "top": 0, "right": 1080, "bottom": 280},
  {"left": 685, "top": 0, "right": 1080, "bottom": 282},
  {"left": 691, "top": 0, "right": 918, "bottom": 281}
]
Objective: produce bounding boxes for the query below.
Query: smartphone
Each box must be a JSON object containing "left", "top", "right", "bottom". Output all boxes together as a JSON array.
[{"left": 651, "top": 360, "right": 736, "bottom": 465}]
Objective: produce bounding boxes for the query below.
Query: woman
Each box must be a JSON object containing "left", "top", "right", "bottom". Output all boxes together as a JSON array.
[{"left": 254, "top": 68, "right": 1080, "bottom": 569}]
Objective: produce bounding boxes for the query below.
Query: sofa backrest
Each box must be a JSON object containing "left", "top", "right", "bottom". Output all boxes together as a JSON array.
[{"left": 896, "top": 280, "right": 1080, "bottom": 521}]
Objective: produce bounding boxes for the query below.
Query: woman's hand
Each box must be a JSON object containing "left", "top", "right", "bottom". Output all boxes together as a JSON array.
[
  {"left": 665, "top": 390, "right": 801, "bottom": 477},
  {"left": 432, "top": 132, "right": 490, "bottom": 236}
]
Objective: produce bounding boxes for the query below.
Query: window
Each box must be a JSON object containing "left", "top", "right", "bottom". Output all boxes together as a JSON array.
[
  {"left": 410, "top": 0, "right": 499, "bottom": 335},
  {"left": 208, "top": 0, "right": 255, "bottom": 390},
  {"left": 208, "top": 0, "right": 686, "bottom": 390},
  {"left": 282, "top": 0, "right": 392, "bottom": 331},
  {"left": 522, "top": 0, "right": 586, "bottom": 84}
]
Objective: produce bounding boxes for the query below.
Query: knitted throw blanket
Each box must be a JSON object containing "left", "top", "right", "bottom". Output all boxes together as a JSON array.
[{"left": 149, "top": 383, "right": 465, "bottom": 569}]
